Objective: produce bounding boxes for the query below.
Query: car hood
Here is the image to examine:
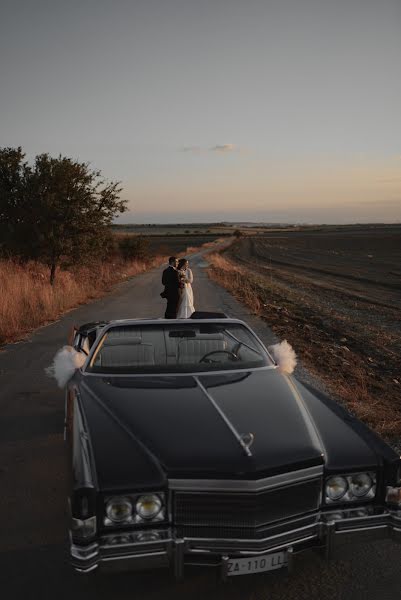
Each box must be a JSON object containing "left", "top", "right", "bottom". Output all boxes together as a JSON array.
[{"left": 79, "top": 369, "right": 378, "bottom": 490}]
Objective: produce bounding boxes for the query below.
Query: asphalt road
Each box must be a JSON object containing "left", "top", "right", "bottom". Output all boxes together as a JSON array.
[{"left": 1, "top": 251, "right": 401, "bottom": 600}]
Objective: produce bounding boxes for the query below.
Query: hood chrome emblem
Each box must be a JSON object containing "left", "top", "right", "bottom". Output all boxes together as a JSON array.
[{"left": 240, "top": 433, "right": 254, "bottom": 451}]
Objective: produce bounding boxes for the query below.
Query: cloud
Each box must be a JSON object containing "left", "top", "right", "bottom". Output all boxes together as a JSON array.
[
  {"left": 180, "top": 146, "right": 202, "bottom": 154},
  {"left": 210, "top": 144, "right": 236, "bottom": 153},
  {"left": 179, "top": 144, "right": 238, "bottom": 154}
]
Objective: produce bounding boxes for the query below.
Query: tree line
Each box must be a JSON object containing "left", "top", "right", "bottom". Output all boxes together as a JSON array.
[{"left": 0, "top": 147, "right": 148, "bottom": 284}]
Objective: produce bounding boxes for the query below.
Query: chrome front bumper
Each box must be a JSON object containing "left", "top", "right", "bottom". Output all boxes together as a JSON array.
[{"left": 71, "top": 508, "right": 401, "bottom": 576}]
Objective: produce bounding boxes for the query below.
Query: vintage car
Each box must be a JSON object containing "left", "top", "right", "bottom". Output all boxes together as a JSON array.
[{"left": 64, "top": 313, "right": 401, "bottom": 579}]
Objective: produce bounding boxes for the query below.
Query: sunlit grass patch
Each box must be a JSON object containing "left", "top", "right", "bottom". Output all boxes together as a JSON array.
[
  {"left": 0, "top": 240, "right": 213, "bottom": 345},
  {"left": 0, "top": 256, "right": 164, "bottom": 345}
]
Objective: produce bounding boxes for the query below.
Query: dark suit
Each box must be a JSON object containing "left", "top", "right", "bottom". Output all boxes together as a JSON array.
[{"left": 162, "top": 266, "right": 180, "bottom": 319}]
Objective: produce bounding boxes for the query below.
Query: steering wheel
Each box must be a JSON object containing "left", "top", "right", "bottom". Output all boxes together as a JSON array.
[{"left": 199, "top": 350, "right": 238, "bottom": 363}]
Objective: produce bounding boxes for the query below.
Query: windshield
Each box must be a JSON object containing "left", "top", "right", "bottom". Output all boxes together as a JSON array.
[{"left": 87, "top": 322, "right": 272, "bottom": 374}]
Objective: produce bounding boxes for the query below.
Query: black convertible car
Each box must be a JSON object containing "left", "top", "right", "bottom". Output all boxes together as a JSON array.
[{"left": 64, "top": 314, "right": 401, "bottom": 578}]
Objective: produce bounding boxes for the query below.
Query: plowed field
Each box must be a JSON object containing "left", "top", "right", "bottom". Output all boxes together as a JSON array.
[{"left": 216, "top": 226, "right": 401, "bottom": 443}]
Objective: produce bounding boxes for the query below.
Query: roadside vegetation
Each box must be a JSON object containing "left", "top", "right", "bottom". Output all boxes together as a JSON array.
[
  {"left": 0, "top": 147, "right": 126, "bottom": 285},
  {"left": 0, "top": 146, "right": 222, "bottom": 345},
  {"left": 0, "top": 237, "right": 221, "bottom": 345},
  {"left": 0, "top": 254, "right": 162, "bottom": 344},
  {"left": 207, "top": 247, "right": 401, "bottom": 443}
]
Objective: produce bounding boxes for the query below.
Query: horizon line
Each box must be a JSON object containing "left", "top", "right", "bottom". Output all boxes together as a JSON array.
[{"left": 111, "top": 221, "right": 401, "bottom": 227}]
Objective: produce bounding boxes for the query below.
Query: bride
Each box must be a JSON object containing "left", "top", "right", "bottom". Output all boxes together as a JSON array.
[{"left": 176, "top": 258, "right": 195, "bottom": 318}]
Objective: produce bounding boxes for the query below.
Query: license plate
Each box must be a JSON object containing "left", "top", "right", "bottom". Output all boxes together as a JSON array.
[{"left": 226, "top": 551, "right": 287, "bottom": 576}]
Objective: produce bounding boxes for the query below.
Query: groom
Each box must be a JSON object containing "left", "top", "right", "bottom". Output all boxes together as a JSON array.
[{"left": 161, "top": 256, "right": 180, "bottom": 319}]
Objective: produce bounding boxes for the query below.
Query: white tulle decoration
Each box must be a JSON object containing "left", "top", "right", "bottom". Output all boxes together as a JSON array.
[
  {"left": 268, "top": 340, "right": 297, "bottom": 374},
  {"left": 45, "top": 345, "right": 87, "bottom": 388}
]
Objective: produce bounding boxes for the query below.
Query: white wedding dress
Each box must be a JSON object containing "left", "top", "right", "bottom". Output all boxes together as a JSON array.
[{"left": 177, "top": 268, "right": 195, "bottom": 318}]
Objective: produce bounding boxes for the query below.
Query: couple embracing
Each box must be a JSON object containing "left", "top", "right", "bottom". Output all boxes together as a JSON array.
[{"left": 161, "top": 256, "right": 195, "bottom": 319}]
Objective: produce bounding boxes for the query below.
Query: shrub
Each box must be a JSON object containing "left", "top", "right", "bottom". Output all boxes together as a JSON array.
[{"left": 118, "top": 236, "right": 150, "bottom": 261}]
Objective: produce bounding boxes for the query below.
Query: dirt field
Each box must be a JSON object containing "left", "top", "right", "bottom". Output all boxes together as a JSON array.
[
  {"left": 113, "top": 230, "right": 226, "bottom": 256},
  {"left": 213, "top": 225, "right": 401, "bottom": 444},
  {"left": 144, "top": 235, "right": 225, "bottom": 256}
]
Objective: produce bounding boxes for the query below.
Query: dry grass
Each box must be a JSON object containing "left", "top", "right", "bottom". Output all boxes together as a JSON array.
[
  {"left": 0, "top": 256, "right": 165, "bottom": 345},
  {"left": 207, "top": 253, "right": 265, "bottom": 314},
  {"left": 207, "top": 252, "right": 401, "bottom": 441},
  {"left": 0, "top": 240, "right": 214, "bottom": 346}
]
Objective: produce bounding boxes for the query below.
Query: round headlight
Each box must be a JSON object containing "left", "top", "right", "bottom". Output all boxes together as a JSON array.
[
  {"left": 106, "top": 497, "right": 133, "bottom": 523},
  {"left": 350, "top": 473, "right": 373, "bottom": 497},
  {"left": 136, "top": 494, "right": 162, "bottom": 520},
  {"left": 326, "top": 476, "right": 348, "bottom": 501}
]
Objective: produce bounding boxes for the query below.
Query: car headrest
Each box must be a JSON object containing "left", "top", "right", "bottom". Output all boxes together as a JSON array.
[
  {"left": 104, "top": 336, "right": 143, "bottom": 346},
  {"left": 178, "top": 333, "right": 225, "bottom": 341}
]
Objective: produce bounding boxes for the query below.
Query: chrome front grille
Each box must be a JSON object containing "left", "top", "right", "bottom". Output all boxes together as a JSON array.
[{"left": 173, "top": 478, "right": 321, "bottom": 537}]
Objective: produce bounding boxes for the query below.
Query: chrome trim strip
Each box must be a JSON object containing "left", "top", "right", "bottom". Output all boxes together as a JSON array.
[
  {"left": 100, "top": 551, "right": 167, "bottom": 563},
  {"left": 184, "top": 521, "right": 318, "bottom": 547},
  {"left": 71, "top": 512, "right": 401, "bottom": 573},
  {"left": 93, "top": 318, "right": 254, "bottom": 331},
  {"left": 194, "top": 376, "right": 253, "bottom": 458},
  {"left": 71, "top": 544, "right": 99, "bottom": 562},
  {"left": 100, "top": 538, "right": 173, "bottom": 551},
  {"left": 72, "top": 392, "right": 96, "bottom": 488},
  {"left": 333, "top": 524, "right": 388, "bottom": 535},
  {"left": 285, "top": 376, "right": 325, "bottom": 459},
  {"left": 169, "top": 464, "right": 324, "bottom": 492},
  {"left": 75, "top": 563, "right": 99, "bottom": 574},
  {"left": 188, "top": 535, "right": 318, "bottom": 556},
  {"left": 81, "top": 365, "right": 277, "bottom": 378},
  {"left": 236, "top": 536, "right": 316, "bottom": 555},
  {"left": 333, "top": 512, "right": 391, "bottom": 526}
]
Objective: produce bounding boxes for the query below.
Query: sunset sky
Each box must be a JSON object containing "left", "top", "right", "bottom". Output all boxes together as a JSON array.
[{"left": 1, "top": 0, "right": 400, "bottom": 223}]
